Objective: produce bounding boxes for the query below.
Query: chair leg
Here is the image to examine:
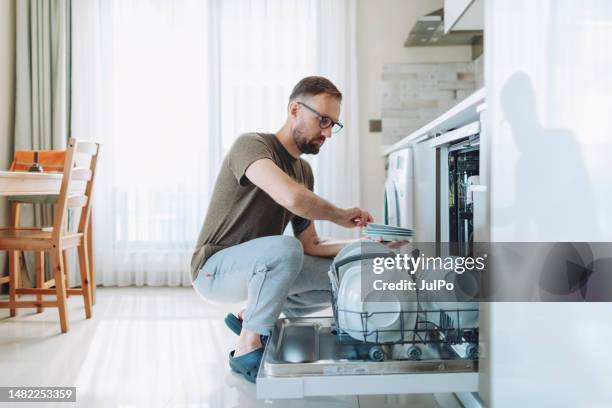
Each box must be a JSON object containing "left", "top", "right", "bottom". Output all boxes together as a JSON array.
[
  {"left": 8, "top": 202, "right": 21, "bottom": 317},
  {"left": 10, "top": 202, "right": 20, "bottom": 227},
  {"left": 8, "top": 251, "right": 20, "bottom": 317},
  {"left": 77, "top": 244, "right": 93, "bottom": 319},
  {"left": 51, "top": 248, "right": 69, "bottom": 333},
  {"left": 88, "top": 217, "right": 96, "bottom": 305},
  {"left": 35, "top": 252, "right": 45, "bottom": 313},
  {"left": 63, "top": 250, "right": 70, "bottom": 298}
]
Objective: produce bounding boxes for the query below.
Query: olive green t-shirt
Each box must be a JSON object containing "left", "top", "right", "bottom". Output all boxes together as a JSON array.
[{"left": 190, "top": 132, "right": 314, "bottom": 281}]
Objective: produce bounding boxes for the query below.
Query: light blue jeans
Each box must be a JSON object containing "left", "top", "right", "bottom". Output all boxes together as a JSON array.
[{"left": 192, "top": 235, "right": 333, "bottom": 336}]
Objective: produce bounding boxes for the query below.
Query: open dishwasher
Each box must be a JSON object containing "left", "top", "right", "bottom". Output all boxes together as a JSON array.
[{"left": 256, "top": 251, "right": 480, "bottom": 401}]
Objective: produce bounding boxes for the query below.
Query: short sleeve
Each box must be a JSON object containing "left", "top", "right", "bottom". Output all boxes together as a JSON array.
[
  {"left": 304, "top": 161, "right": 314, "bottom": 191},
  {"left": 291, "top": 216, "right": 311, "bottom": 237},
  {"left": 227, "top": 133, "right": 274, "bottom": 186}
]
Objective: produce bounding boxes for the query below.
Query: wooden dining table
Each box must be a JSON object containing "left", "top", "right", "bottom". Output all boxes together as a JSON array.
[{"left": 0, "top": 170, "right": 96, "bottom": 303}]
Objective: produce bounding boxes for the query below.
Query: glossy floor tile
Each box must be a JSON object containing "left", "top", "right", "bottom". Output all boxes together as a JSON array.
[{"left": 0, "top": 287, "right": 441, "bottom": 407}]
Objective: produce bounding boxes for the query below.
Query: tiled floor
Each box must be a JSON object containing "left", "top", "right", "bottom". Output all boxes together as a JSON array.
[{"left": 0, "top": 287, "right": 442, "bottom": 407}]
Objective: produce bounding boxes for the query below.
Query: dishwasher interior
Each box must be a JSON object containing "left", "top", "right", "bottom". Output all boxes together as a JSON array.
[
  {"left": 259, "top": 316, "right": 477, "bottom": 377},
  {"left": 448, "top": 139, "right": 480, "bottom": 258}
]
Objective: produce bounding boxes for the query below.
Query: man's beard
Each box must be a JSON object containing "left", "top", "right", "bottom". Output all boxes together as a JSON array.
[{"left": 293, "top": 127, "right": 324, "bottom": 155}]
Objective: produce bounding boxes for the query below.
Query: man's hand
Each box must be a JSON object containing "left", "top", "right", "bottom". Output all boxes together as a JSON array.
[{"left": 333, "top": 207, "right": 373, "bottom": 228}]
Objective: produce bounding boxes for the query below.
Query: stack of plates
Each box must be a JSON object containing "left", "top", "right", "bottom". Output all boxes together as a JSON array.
[
  {"left": 331, "top": 240, "right": 419, "bottom": 343},
  {"left": 337, "top": 263, "right": 418, "bottom": 343},
  {"left": 364, "top": 223, "right": 414, "bottom": 242}
]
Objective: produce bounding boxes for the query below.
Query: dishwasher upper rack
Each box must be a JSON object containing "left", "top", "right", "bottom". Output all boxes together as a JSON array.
[{"left": 329, "top": 252, "right": 479, "bottom": 348}]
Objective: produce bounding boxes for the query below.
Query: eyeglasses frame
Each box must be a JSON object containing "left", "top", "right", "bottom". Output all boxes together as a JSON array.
[{"left": 296, "top": 101, "right": 344, "bottom": 133}]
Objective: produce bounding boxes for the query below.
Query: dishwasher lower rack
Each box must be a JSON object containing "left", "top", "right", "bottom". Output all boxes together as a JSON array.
[
  {"left": 256, "top": 317, "right": 479, "bottom": 399},
  {"left": 327, "top": 253, "right": 479, "bottom": 351},
  {"left": 330, "top": 278, "right": 479, "bottom": 354}
]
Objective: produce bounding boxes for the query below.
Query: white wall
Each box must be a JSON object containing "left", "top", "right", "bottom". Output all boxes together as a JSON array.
[
  {"left": 356, "top": 0, "right": 472, "bottom": 221},
  {"left": 0, "top": 0, "right": 15, "bottom": 277}
]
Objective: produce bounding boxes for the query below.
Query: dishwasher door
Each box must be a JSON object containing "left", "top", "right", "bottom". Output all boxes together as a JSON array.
[{"left": 256, "top": 317, "right": 478, "bottom": 399}]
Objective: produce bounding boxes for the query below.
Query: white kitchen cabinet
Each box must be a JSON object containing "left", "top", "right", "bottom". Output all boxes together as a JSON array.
[
  {"left": 412, "top": 138, "right": 436, "bottom": 242},
  {"left": 481, "top": 0, "right": 612, "bottom": 406}
]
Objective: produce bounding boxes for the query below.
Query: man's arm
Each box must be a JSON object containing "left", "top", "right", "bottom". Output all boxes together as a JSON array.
[
  {"left": 245, "top": 158, "right": 372, "bottom": 228},
  {"left": 296, "top": 222, "right": 356, "bottom": 257}
]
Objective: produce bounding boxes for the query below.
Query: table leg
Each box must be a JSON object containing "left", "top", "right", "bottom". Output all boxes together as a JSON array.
[{"left": 8, "top": 202, "right": 21, "bottom": 316}]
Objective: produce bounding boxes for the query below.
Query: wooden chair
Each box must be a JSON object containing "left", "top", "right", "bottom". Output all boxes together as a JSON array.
[
  {"left": 0, "top": 138, "right": 100, "bottom": 333},
  {"left": 4, "top": 150, "right": 70, "bottom": 310},
  {"left": 6, "top": 208, "right": 98, "bottom": 307},
  {"left": 4, "top": 150, "right": 98, "bottom": 311},
  {"left": 5, "top": 201, "right": 70, "bottom": 314}
]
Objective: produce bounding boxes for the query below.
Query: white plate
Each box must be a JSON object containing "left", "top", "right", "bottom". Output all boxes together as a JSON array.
[
  {"left": 337, "top": 265, "right": 364, "bottom": 336},
  {"left": 337, "top": 264, "right": 419, "bottom": 343},
  {"left": 414, "top": 261, "right": 479, "bottom": 329},
  {"left": 364, "top": 233, "right": 413, "bottom": 242},
  {"left": 421, "top": 301, "right": 479, "bottom": 330},
  {"left": 365, "top": 230, "right": 413, "bottom": 238},
  {"left": 367, "top": 223, "right": 414, "bottom": 233},
  {"left": 333, "top": 241, "right": 392, "bottom": 282},
  {"left": 365, "top": 226, "right": 413, "bottom": 233}
]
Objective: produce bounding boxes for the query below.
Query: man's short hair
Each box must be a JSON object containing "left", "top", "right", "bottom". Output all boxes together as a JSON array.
[{"left": 289, "top": 76, "right": 342, "bottom": 103}]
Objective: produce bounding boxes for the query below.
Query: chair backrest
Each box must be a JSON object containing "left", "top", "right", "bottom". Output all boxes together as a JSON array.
[{"left": 52, "top": 138, "right": 101, "bottom": 242}]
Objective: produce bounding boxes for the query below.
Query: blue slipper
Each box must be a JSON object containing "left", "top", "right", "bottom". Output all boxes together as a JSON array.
[
  {"left": 224, "top": 313, "right": 243, "bottom": 335},
  {"left": 229, "top": 348, "right": 264, "bottom": 383}
]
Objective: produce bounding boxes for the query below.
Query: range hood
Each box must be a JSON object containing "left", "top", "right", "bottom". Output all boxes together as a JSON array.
[{"left": 404, "top": 9, "right": 482, "bottom": 47}]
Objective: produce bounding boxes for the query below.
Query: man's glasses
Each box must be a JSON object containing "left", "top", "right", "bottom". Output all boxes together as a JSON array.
[{"left": 297, "top": 102, "right": 344, "bottom": 134}]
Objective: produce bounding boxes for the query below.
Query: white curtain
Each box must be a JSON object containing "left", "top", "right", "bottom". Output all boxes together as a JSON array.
[
  {"left": 311, "top": 0, "right": 360, "bottom": 239},
  {"left": 14, "top": 0, "right": 72, "bottom": 286},
  {"left": 72, "top": 0, "right": 359, "bottom": 287}
]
